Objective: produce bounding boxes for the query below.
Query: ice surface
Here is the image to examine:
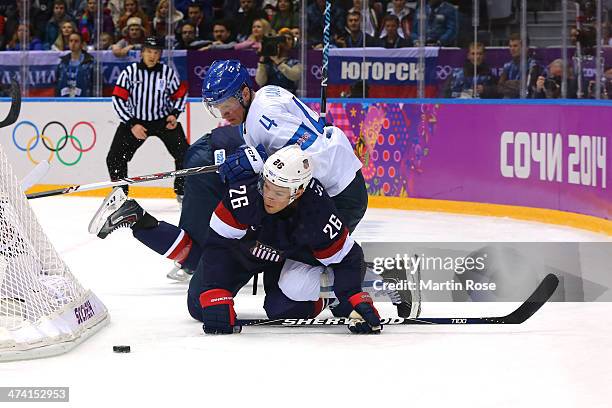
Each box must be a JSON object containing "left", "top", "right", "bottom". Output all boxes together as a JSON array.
[{"left": 1, "top": 197, "right": 610, "bottom": 408}]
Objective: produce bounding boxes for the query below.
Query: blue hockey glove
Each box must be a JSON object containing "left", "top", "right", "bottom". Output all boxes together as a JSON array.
[
  {"left": 347, "top": 292, "right": 382, "bottom": 334},
  {"left": 218, "top": 145, "right": 268, "bottom": 184},
  {"left": 200, "top": 289, "right": 240, "bottom": 334}
]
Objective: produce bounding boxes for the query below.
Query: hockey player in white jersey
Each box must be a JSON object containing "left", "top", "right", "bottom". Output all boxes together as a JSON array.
[
  {"left": 173, "top": 60, "right": 369, "bottom": 281},
  {"left": 201, "top": 59, "right": 367, "bottom": 230}
]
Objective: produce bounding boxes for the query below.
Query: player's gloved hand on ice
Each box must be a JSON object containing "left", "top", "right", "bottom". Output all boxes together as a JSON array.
[
  {"left": 347, "top": 292, "right": 382, "bottom": 334},
  {"left": 218, "top": 145, "right": 268, "bottom": 184},
  {"left": 200, "top": 289, "right": 240, "bottom": 334}
]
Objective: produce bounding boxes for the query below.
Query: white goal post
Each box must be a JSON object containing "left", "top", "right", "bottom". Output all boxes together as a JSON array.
[{"left": 0, "top": 144, "right": 109, "bottom": 361}]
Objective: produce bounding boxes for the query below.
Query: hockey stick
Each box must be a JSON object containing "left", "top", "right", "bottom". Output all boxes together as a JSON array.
[
  {"left": 0, "top": 79, "right": 22, "bottom": 129},
  {"left": 235, "top": 273, "right": 559, "bottom": 328},
  {"left": 319, "top": 0, "right": 331, "bottom": 125},
  {"left": 20, "top": 160, "right": 50, "bottom": 192},
  {"left": 26, "top": 164, "right": 219, "bottom": 199}
]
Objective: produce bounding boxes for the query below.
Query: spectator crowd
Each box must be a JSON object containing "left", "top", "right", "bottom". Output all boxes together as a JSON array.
[
  {"left": 0, "top": 0, "right": 465, "bottom": 52},
  {"left": 0, "top": 0, "right": 609, "bottom": 99}
]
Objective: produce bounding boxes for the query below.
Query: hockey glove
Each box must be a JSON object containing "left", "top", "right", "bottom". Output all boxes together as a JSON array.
[
  {"left": 218, "top": 144, "right": 268, "bottom": 184},
  {"left": 200, "top": 289, "right": 240, "bottom": 334},
  {"left": 347, "top": 292, "right": 382, "bottom": 334}
]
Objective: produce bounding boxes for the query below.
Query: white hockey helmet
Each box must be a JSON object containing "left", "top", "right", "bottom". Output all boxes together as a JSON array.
[{"left": 262, "top": 145, "right": 313, "bottom": 204}]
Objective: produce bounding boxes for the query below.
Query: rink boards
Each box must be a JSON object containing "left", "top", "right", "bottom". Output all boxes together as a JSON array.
[{"left": 0, "top": 97, "right": 609, "bottom": 234}]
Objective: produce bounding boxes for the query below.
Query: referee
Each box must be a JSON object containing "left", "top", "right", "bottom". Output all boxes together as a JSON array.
[{"left": 108, "top": 36, "right": 189, "bottom": 200}]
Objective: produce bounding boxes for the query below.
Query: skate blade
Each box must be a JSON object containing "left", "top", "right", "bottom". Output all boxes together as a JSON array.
[
  {"left": 166, "top": 267, "right": 192, "bottom": 282},
  {"left": 88, "top": 187, "right": 127, "bottom": 235}
]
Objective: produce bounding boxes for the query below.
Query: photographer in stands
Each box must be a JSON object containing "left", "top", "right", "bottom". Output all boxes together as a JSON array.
[
  {"left": 532, "top": 59, "right": 578, "bottom": 99},
  {"left": 255, "top": 27, "right": 302, "bottom": 94}
]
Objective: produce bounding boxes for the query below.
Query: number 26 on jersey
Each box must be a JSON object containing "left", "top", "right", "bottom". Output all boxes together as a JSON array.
[
  {"left": 229, "top": 185, "right": 249, "bottom": 209},
  {"left": 323, "top": 214, "right": 343, "bottom": 239}
]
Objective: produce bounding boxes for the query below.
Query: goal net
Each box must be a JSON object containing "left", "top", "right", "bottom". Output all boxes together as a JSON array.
[{"left": 0, "top": 144, "right": 108, "bottom": 361}]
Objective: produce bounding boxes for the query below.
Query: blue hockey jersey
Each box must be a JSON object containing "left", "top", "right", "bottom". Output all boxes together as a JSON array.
[{"left": 204, "top": 176, "right": 365, "bottom": 300}]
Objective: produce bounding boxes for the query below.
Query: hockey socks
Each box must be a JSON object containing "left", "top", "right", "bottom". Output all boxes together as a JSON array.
[{"left": 132, "top": 221, "right": 201, "bottom": 270}]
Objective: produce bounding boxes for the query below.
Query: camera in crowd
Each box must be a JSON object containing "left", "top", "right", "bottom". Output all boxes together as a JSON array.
[
  {"left": 529, "top": 64, "right": 559, "bottom": 94},
  {"left": 260, "top": 36, "right": 286, "bottom": 57},
  {"left": 260, "top": 33, "right": 294, "bottom": 57}
]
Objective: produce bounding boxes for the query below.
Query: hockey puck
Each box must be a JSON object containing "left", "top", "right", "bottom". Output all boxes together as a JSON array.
[{"left": 113, "top": 345, "right": 131, "bottom": 353}]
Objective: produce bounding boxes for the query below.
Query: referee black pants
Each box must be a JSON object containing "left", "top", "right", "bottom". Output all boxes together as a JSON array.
[{"left": 106, "top": 119, "right": 188, "bottom": 195}]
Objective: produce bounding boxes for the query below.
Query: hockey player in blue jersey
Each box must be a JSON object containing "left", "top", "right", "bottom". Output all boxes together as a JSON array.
[
  {"left": 174, "top": 60, "right": 368, "bottom": 280},
  {"left": 89, "top": 145, "right": 382, "bottom": 335}
]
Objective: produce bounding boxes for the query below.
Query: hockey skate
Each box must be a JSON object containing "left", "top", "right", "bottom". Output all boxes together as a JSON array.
[
  {"left": 88, "top": 187, "right": 145, "bottom": 239},
  {"left": 378, "top": 256, "right": 422, "bottom": 318},
  {"left": 166, "top": 261, "right": 193, "bottom": 282}
]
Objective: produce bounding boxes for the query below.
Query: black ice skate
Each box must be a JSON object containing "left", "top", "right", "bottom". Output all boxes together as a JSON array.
[
  {"left": 88, "top": 187, "right": 145, "bottom": 239},
  {"left": 380, "top": 256, "right": 422, "bottom": 318}
]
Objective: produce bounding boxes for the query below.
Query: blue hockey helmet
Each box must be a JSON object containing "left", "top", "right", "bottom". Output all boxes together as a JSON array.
[{"left": 202, "top": 60, "right": 252, "bottom": 116}]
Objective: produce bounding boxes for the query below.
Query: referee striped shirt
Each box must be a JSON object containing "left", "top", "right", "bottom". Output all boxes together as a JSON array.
[{"left": 112, "top": 61, "right": 188, "bottom": 125}]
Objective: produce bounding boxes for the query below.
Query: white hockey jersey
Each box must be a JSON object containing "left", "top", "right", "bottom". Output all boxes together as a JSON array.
[{"left": 242, "top": 85, "right": 362, "bottom": 197}]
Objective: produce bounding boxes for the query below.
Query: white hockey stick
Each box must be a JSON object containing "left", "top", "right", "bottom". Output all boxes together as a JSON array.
[
  {"left": 20, "top": 160, "right": 50, "bottom": 192},
  {"left": 26, "top": 164, "right": 219, "bottom": 199}
]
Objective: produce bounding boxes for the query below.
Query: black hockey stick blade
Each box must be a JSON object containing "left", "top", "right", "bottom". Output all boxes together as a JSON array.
[
  {"left": 484, "top": 272, "right": 559, "bottom": 324},
  {"left": 0, "top": 79, "right": 22, "bottom": 128},
  {"left": 235, "top": 274, "right": 559, "bottom": 328}
]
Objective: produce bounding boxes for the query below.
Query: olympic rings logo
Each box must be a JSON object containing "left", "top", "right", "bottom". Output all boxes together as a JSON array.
[
  {"left": 311, "top": 64, "right": 323, "bottom": 80},
  {"left": 436, "top": 65, "right": 453, "bottom": 80},
  {"left": 12, "top": 121, "right": 97, "bottom": 166},
  {"left": 193, "top": 65, "right": 210, "bottom": 79}
]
